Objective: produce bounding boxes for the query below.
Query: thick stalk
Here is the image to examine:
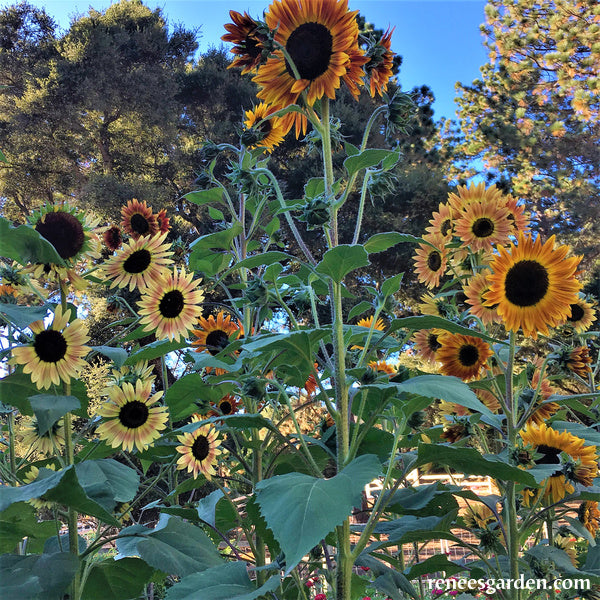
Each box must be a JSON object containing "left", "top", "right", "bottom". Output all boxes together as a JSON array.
[{"left": 320, "top": 100, "right": 337, "bottom": 246}]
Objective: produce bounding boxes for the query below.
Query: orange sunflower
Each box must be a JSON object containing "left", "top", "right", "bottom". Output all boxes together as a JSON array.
[
  {"left": 243, "top": 102, "right": 293, "bottom": 152},
  {"left": 364, "top": 27, "right": 395, "bottom": 97},
  {"left": 191, "top": 311, "right": 242, "bottom": 356},
  {"left": 209, "top": 394, "right": 239, "bottom": 417},
  {"left": 176, "top": 416, "right": 221, "bottom": 479},
  {"left": 579, "top": 501, "right": 600, "bottom": 537},
  {"left": 463, "top": 271, "right": 501, "bottom": 326},
  {"left": 253, "top": 0, "right": 362, "bottom": 108},
  {"left": 412, "top": 328, "right": 443, "bottom": 363},
  {"left": 11, "top": 305, "right": 90, "bottom": 390},
  {"left": 413, "top": 234, "right": 447, "bottom": 289},
  {"left": 454, "top": 198, "right": 511, "bottom": 252},
  {"left": 137, "top": 267, "right": 205, "bottom": 342},
  {"left": 526, "top": 370, "right": 559, "bottom": 426},
  {"left": 436, "top": 332, "right": 493, "bottom": 381},
  {"left": 564, "top": 346, "right": 593, "bottom": 378},
  {"left": 96, "top": 379, "right": 168, "bottom": 452},
  {"left": 222, "top": 10, "right": 268, "bottom": 74},
  {"left": 500, "top": 194, "right": 530, "bottom": 234},
  {"left": 425, "top": 202, "right": 453, "bottom": 241},
  {"left": 102, "top": 232, "right": 173, "bottom": 292},
  {"left": 447, "top": 182, "right": 504, "bottom": 217},
  {"left": 121, "top": 199, "right": 159, "bottom": 239},
  {"left": 103, "top": 226, "right": 123, "bottom": 252},
  {"left": 483, "top": 233, "right": 582, "bottom": 338},
  {"left": 565, "top": 297, "right": 596, "bottom": 334}
]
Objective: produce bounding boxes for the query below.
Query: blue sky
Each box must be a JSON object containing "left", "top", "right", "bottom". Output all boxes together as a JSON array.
[{"left": 26, "top": 0, "right": 489, "bottom": 121}]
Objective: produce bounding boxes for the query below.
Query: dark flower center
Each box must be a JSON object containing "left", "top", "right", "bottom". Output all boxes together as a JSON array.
[
  {"left": 441, "top": 219, "right": 452, "bottom": 237},
  {"left": 130, "top": 213, "right": 151, "bottom": 235},
  {"left": 159, "top": 290, "right": 185, "bottom": 318},
  {"left": 34, "top": 329, "right": 68, "bottom": 363},
  {"left": 205, "top": 329, "right": 230, "bottom": 355},
  {"left": 35, "top": 212, "right": 85, "bottom": 260},
  {"left": 567, "top": 303, "right": 585, "bottom": 322},
  {"left": 243, "top": 33, "right": 262, "bottom": 59},
  {"left": 458, "top": 344, "right": 480, "bottom": 367},
  {"left": 119, "top": 400, "right": 149, "bottom": 428},
  {"left": 428, "top": 333, "right": 441, "bottom": 352},
  {"left": 191, "top": 434, "right": 210, "bottom": 461},
  {"left": 427, "top": 250, "right": 442, "bottom": 272},
  {"left": 219, "top": 400, "right": 233, "bottom": 415},
  {"left": 472, "top": 217, "right": 495, "bottom": 238},
  {"left": 123, "top": 249, "right": 152, "bottom": 274},
  {"left": 286, "top": 22, "right": 333, "bottom": 80},
  {"left": 504, "top": 260, "right": 549, "bottom": 307}
]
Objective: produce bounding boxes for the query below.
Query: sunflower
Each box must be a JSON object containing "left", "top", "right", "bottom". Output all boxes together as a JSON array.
[
  {"left": 103, "top": 226, "right": 123, "bottom": 252},
  {"left": 436, "top": 332, "right": 493, "bottom": 381},
  {"left": 441, "top": 421, "right": 471, "bottom": 443},
  {"left": 176, "top": 416, "right": 221, "bottom": 479},
  {"left": 253, "top": 0, "right": 362, "bottom": 108},
  {"left": 222, "top": 10, "right": 268, "bottom": 74},
  {"left": 579, "top": 501, "right": 600, "bottom": 537},
  {"left": 476, "top": 388, "right": 502, "bottom": 414},
  {"left": 565, "top": 297, "right": 597, "bottom": 334},
  {"left": 137, "top": 267, "right": 204, "bottom": 342},
  {"left": 367, "top": 360, "right": 396, "bottom": 376},
  {"left": 351, "top": 315, "right": 386, "bottom": 350},
  {"left": 191, "top": 311, "right": 242, "bottom": 357},
  {"left": 342, "top": 46, "right": 369, "bottom": 99},
  {"left": 462, "top": 503, "right": 496, "bottom": 530},
  {"left": 447, "top": 182, "right": 504, "bottom": 217},
  {"left": 303, "top": 363, "right": 320, "bottom": 396},
  {"left": 412, "top": 328, "right": 443, "bottom": 363},
  {"left": 413, "top": 234, "right": 447, "bottom": 289},
  {"left": 108, "top": 360, "right": 156, "bottom": 388},
  {"left": 209, "top": 394, "right": 239, "bottom": 417},
  {"left": 483, "top": 233, "right": 582, "bottom": 339},
  {"left": 563, "top": 346, "right": 593, "bottom": 378},
  {"left": 11, "top": 305, "right": 90, "bottom": 390},
  {"left": 121, "top": 199, "right": 159, "bottom": 239},
  {"left": 102, "top": 232, "right": 173, "bottom": 292},
  {"left": 243, "top": 102, "right": 292, "bottom": 152},
  {"left": 96, "top": 380, "right": 168, "bottom": 452},
  {"left": 20, "top": 416, "right": 66, "bottom": 456},
  {"left": 463, "top": 271, "right": 501, "bottom": 326},
  {"left": 364, "top": 27, "right": 395, "bottom": 97},
  {"left": 22, "top": 465, "right": 57, "bottom": 510},
  {"left": 454, "top": 199, "right": 511, "bottom": 253},
  {"left": 0, "top": 284, "right": 19, "bottom": 302},
  {"left": 156, "top": 209, "right": 170, "bottom": 234},
  {"left": 24, "top": 262, "right": 89, "bottom": 292},
  {"left": 519, "top": 423, "right": 598, "bottom": 504},
  {"left": 425, "top": 202, "right": 453, "bottom": 241},
  {"left": 554, "top": 535, "right": 579, "bottom": 567},
  {"left": 500, "top": 194, "right": 530, "bottom": 234},
  {"left": 526, "top": 371, "right": 559, "bottom": 426}
]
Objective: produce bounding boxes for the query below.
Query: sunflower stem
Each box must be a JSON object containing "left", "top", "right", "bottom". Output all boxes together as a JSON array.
[{"left": 321, "top": 99, "right": 337, "bottom": 247}]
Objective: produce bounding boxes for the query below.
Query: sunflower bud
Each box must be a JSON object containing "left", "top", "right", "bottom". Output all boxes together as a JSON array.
[
  {"left": 291, "top": 287, "right": 312, "bottom": 311},
  {"left": 241, "top": 377, "right": 267, "bottom": 401},
  {"left": 194, "top": 171, "right": 212, "bottom": 189},
  {"left": 385, "top": 90, "right": 415, "bottom": 137},
  {"left": 200, "top": 141, "right": 221, "bottom": 162},
  {"left": 407, "top": 410, "right": 426, "bottom": 430},
  {"left": 241, "top": 126, "right": 266, "bottom": 148},
  {"left": 245, "top": 277, "right": 269, "bottom": 307},
  {"left": 300, "top": 195, "right": 330, "bottom": 229},
  {"left": 368, "top": 170, "right": 397, "bottom": 200},
  {"left": 360, "top": 367, "right": 378, "bottom": 385}
]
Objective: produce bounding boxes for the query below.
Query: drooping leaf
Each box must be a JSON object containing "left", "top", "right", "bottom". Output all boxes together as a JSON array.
[
  {"left": 315, "top": 245, "right": 369, "bottom": 283},
  {"left": 29, "top": 394, "right": 80, "bottom": 436},
  {"left": 255, "top": 454, "right": 381, "bottom": 574},
  {"left": 0, "top": 502, "right": 55, "bottom": 553},
  {"left": 0, "top": 304, "right": 49, "bottom": 329},
  {"left": 81, "top": 558, "right": 155, "bottom": 600},
  {"left": 405, "top": 554, "right": 465, "bottom": 579},
  {"left": 183, "top": 188, "right": 224, "bottom": 206},
  {"left": 0, "top": 217, "right": 65, "bottom": 267},
  {"left": 165, "top": 561, "right": 280, "bottom": 600},
  {"left": 190, "top": 222, "right": 243, "bottom": 251},
  {"left": 344, "top": 149, "right": 398, "bottom": 176},
  {"left": 0, "top": 371, "right": 38, "bottom": 415},
  {"left": 75, "top": 459, "right": 140, "bottom": 507},
  {"left": 364, "top": 232, "right": 423, "bottom": 254}
]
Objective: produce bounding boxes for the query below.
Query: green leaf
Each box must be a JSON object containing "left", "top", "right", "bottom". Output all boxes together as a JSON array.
[
  {"left": 188, "top": 247, "right": 233, "bottom": 277},
  {"left": 0, "top": 304, "right": 49, "bottom": 329},
  {"left": 315, "top": 245, "right": 369, "bottom": 283},
  {"left": 125, "top": 338, "right": 188, "bottom": 365},
  {"left": 81, "top": 558, "right": 155, "bottom": 600},
  {"left": 0, "top": 502, "right": 55, "bottom": 553},
  {"left": 344, "top": 149, "right": 398, "bottom": 177},
  {"left": 165, "top": 375, "right": 236, "bottom": 421},
  {"left": 196, "top": 489, "right": 238, "bottom": 533},
  {"left": 356, "top": 554, "right": 417, "bottom": 599},
  {"left": 116, "top": 515, "right": 223, "bottom": 577},
  {"left": 29, "top": 394, "right": 80, "bottom": 436},
  {"left": 93, "top": 346, "right": 129, "bottom": 369},
  {"left": 0, "top": 148, "right": 6, "bottom": 162},
  {"left": 381, "top": 273, "right": 404, "bottom": 297},
  {"left": 364, "top": 232, "right": 423, "bottom": 254},
  {"left": 184, "top": 188, "right": 224, "bottom": 207},
  {"left": 368, "top": 513, "right": 456, "bottom": 548},
  {"left": 549, "top": 421, "right": 600, "bottom": 447},
  {"left": 344, "top": 142, "right": 359, "bottom": 157},
  {"left": 223, "top": 251, "right": 291, "bottom": 273},
  {"left": 0, "top": 217, "right": 65, "bottom": 267},
  {"left": 208, "top": 206, "right": 225, "bottom": 220},
  {"left": 255, "top": 454, "right": 381, "bottom": 574},
  {"left": 0, "top": 552, "right": 79, "bottom": 600},
  {"left": 404, "top": 554, "right": 465, "bottom": 579},
  {"left": 75, "top": 459, "right": 140, "bottom": 507},
  {"left": 416, "top": 444, "right": 538, "bottom": 485},
  {"left": 348, "top": 301, "right": 373, "bottom": 321},
  {"left": 0, "top": 371, "right": 38, "bottom": 415},
  {"left": 190, "top": 222, "right": 243, "bottom": 251},
  {"left": 165, "top": 561, "right": 280, "bottom": 600}
]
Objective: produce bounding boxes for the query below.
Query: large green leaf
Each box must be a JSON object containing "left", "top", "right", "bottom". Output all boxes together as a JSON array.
[
  {"left": 75, "top": 459, "right": 139, "bottom": 508},
  {"left": 0, "top": 552, "right": 79, "bottom": 599},
  {"left": 190, "top": 222, "right": 243, "bottom": 251},
  {"left": 356, "top": 554, "right": 417, "bottom": 599},
  {"left": 116, "top": 515, "right": 223, "bottom": 577},
  {"left": 184, "top": 188, "right": 225, "bottom": 206},
  {"left": 255, "top": 454, "right": 381, "bottom": 574},
  {"left": 165, "top": 561, "right": 280, "bottom": 600},
  {"left": 363, "top": 232, "right": 423, "bottom": 254},
  {"left": 29, "top": 394, "right": 80, "bottom": 436},
  {"left": 92, "top": 346, "right": 129, "bottom": 369},
  {"left": 124, "top": 338, "right": 188, "bottom": 365},
  {"left": 404, "top": 554, "right": 465, "bottom": 579},
  {"left": 315, "top": 245, "right": 369, "bottom": 283},
  {"left": 0, "top": 217, "right": 65, "bottom": 266},
  {"left": 0, "top": 371, "right": 38, "bottom": 415},
  {"left": 344, "top": 148, "right": 398, "bottom": 176},
  {"left": 81, "top": 558, "right": 155, "bottom": 600},
  {"left": 0, "top": 502, "right": 55, "bottom": 553},
  {"left": 165, "top": 375, "right": 236, "bottom": 421},
  {"left": 0, "top": 304, "right": 49, "bottom": 329}
]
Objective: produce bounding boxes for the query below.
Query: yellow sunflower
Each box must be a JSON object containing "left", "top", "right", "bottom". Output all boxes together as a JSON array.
[
  {"left": 447, "top": 182, "right": 504, "bottom": 217},
  {"left": 20, "top": 417, "right": 65, "bottom": 456},
  {"left": 351, "top": 315, "right": 386, "bottom": 350},
  {"left": 191, "top": 311, "right": 242, "bottom": 357},
  {"left": 565, "top": 297, "right": 597, "bottom": 334},
  {"left": 526, "top": 370, "right": 559, "bottom": 426},
  {"left": 96, "top": 380, "right": 168, "bottom": 452},
  {"left": 108, "top": 360, "right": 156, "bottom": 388},
  {"left": 564, "top": 346, "right": 593, "bottom": 378},
  {"left": 413, "top": 234, "right": 447, "bottom": 289},
  {"left": 253, "top": 0, "right": 362, "bottom": 108},
  {"left": 176, "top": 416, "right": 221, "bottom": 479},
  {"left": 0, "top": 284, "right": 19, "bottom": 302},
  {"left": 463, "top": 271, "right": 501, "bottom": 326},
  {"left": 137, "top": 267, "right": 205, "bottom": 342},
  {"left": 436, "top": 332, "right": 493, "bottom": 381},
  {"left": 519, "top": 423, "right": 598, "bottom": 504},
  {"left": 579, "top": 501, "right": 600, "bottom": 537},
  {"left": 102, "top": 232, "right": 173, "bottom": 292},
  {"left": 461, "top": 503, "right": 496, "bottom": 530},
  {"left": 11, "top": 305, "right": 90, "bottom": 390},
  {"left": 367, "top": 360, "right": 396, "bottom": 376},
  {"left": 425, "top": 202, "right": 453, "bottom": 241},
  {"left": 222, "top": 10, "right": 268, "bottom": 74},
  {"left": 483, "top": 233, "right": 582, "bottom": 339},
  {"left": 243, "top": 102, "right": 292, "bottom": 152},
  {"left": 364, "top": 27, "right": 395, "bottom": 97},
  {"left": 554, "top": 535, "right": 579, "bottom": 567},
  {"left": 22, "top": 465, "right": 57, "bottom": 510},
  {"left": 412, "top": 328, "right": 443, "bottom": 363},
  {"left": 454, "top": 198, "right": 511, "bottom": 252},
  {"left": 121, "top": 199, "right": 159, "bottom": 240}
]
